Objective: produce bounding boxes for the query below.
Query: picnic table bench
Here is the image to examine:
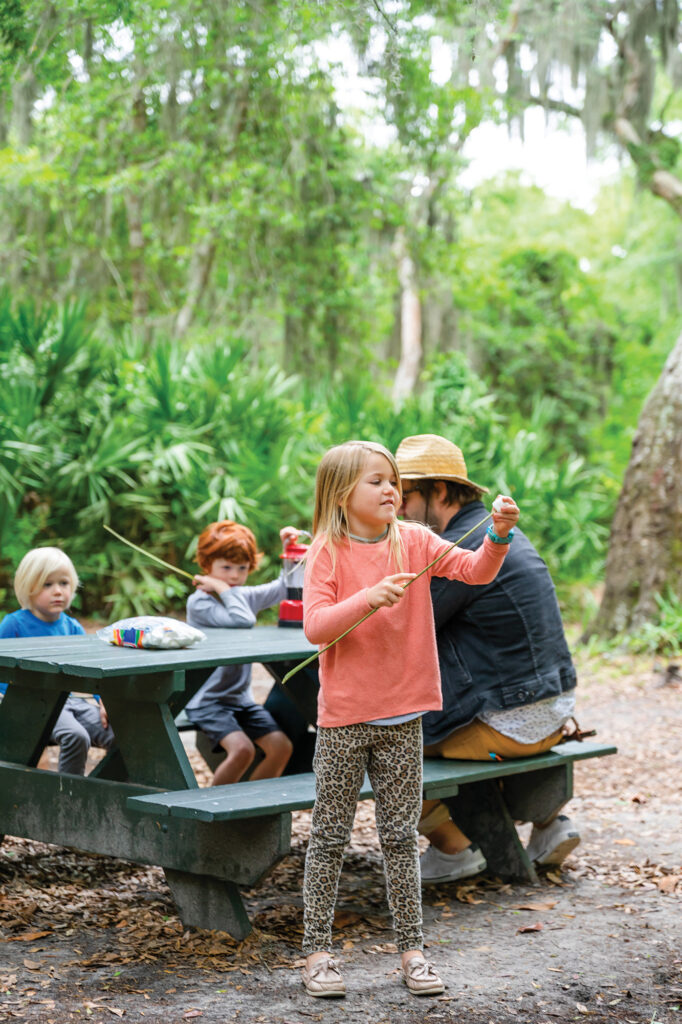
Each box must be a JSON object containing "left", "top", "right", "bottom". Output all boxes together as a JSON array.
[
  {"left": 0, "top": 628, "right": 616, "bottom": 940},
  {"left": 128, "top": 738, "right": 616, "bottom": 936}
]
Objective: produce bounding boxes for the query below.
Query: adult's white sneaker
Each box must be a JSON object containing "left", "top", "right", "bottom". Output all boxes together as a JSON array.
[
  {"left": 420, "top": 842, "right": 487, "bottom": 885},
  {"left": 526, "top": 815, "right": 581, "bottom": 865}
]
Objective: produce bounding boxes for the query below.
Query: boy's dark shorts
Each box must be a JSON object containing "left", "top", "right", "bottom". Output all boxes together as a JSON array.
[{"left": 185, "top": 699, "right": 281, "bottom": 750}]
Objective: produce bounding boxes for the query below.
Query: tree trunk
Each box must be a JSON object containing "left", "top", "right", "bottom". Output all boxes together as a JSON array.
[
  {"left": 174, "top": 236, "right": 217, "bottom": 339},
  {"left": 125, "top": 88, "right": 149, "bottom": 332},
  {"left": 125, "top": 189, "right": 148, "bottom": 324},
  {"left": 11, "top": 67, "right": 36, "bottom": 147},
  {"left": 589, "top": 331, "right": 682, "bottom": 637},
  {"left": 283, "top": 307, "right": 315, "bottom": 373},
  {"left": 0, "top": 92, "right": 8, "bottom": 147},
  {"left": 392, "top": 228, "right": 422, "bottom": 406}
]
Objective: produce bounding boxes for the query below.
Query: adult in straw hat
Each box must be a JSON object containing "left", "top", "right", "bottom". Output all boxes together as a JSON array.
[{"left": 395, "top": 434, "right": 580, "bottom": 884}]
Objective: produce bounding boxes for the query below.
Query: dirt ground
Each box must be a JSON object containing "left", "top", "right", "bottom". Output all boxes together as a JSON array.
[{"left": 1, "top": 647, "right": 681, "bottom": 1024}]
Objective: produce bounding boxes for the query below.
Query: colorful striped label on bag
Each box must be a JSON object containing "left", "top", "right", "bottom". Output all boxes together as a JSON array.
[{"left": 112, "top": 627, "right": 146, "bottom": 648}]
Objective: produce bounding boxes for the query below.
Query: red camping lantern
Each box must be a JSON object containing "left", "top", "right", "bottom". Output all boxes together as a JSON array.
[{"left": 278, "top": 533, "right": 310, "bottom": 628}]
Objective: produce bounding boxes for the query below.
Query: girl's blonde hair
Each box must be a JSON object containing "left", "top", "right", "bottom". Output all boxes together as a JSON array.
[
  {"left": 14, "top": 547, "right": 79, "bottom": 610},
  {"left": 312, "top": 440, "right": 404, "bottom": 569}
]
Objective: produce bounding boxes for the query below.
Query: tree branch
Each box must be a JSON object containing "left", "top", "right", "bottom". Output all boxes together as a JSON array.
[
  {"left": 612, "top": 116, "right": 682, "bottom": 222},
  {"left": 521, "top": 90, "right": 583, "bottom": 120}
]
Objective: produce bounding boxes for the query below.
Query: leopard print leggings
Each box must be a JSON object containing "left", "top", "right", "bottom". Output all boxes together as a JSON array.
[{"left": 302, "top": 717, "right": 424, "bottom": 954}]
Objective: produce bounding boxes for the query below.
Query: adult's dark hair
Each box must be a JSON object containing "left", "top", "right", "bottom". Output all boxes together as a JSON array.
[{"left": 411, "top": 479, "right": 481, "bottom": 507}]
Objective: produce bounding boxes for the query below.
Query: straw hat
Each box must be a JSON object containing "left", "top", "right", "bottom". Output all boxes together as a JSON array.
[{"left": 395, "top": 434, "right": 489, "bottom": 494}]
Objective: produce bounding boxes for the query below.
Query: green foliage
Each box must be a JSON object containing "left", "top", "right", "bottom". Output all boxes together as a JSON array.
[
  {"left": 626, "top": 591, "right": 682, "bottom": 658},
  {"left": 0, "top": 0, "right": 503, "bottom": 381},
  {"left": 407, "top": 350, "right": 612, "bottom": 580},
  {"left": 0, "top": 298, "right": 614, "bottom": 620},
  {"left": 1, "top": 0, "right": 679, "bottom": 635},
  {"left": 481, "top": 400, "right": 611, "bottom": 582},
  {"left": 453, "top": 188, "right": 620, "bottom": 454}
]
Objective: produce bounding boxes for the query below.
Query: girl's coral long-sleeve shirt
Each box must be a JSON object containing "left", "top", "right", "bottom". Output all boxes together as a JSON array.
[{"left": 303, "top": 521, "right": 509, "bottom": 728}]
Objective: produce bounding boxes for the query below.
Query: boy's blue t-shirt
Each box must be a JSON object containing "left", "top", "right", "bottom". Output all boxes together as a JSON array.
[{"left": 0, "top": 609, "right": 85, "bottom": 694}]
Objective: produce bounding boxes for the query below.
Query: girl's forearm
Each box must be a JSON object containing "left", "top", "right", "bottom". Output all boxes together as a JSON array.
[
  {"left": 433, "top": 534, "right": 508, "bottom": 585},
  {"left": 303, "top": 588, "right": 372, "bottom": 645}
]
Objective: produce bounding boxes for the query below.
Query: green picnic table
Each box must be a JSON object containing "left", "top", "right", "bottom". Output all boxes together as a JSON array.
[
  {"left": 0, "top": 627, "right": 317, "bottom": 937},
  {"left": 0, "top": 629, "right": 617, "bottom": 939}
]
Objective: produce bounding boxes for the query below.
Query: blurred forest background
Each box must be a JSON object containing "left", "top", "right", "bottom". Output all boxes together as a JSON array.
[{"left": 0, "top": 0, "right": 680, "bottom": 649}]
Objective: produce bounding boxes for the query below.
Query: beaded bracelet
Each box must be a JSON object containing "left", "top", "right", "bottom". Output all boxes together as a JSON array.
[{"left": 487, "top": 525, "right": 515, "bottom": 544}]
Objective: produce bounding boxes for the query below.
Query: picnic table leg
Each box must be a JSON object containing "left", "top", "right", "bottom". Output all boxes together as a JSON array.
[
  {"left": 0, "top": 684, "right": 65, "bottom": 848},
  {"left": 164, "top": 869, "right": 252, "bottom": 939},
  {"left": 96, "top": 696, "right": 197, "bottom": 790},
  {"left": 443, "top": 780, "right": 539, "bottom": 883},
  {"left": 88, "top": 746, "right": 128, "bottom": 782},
  {"left": 0, "top": 682, "right": 67, "bottom": 767},
  {"left": 501, "top": 763, "right": 573, "bottom": 825}
]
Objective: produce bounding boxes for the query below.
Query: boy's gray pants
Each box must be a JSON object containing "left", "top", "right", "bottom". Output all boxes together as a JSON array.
[{"left": 50, "top": 696, "right": 115, "bottom": 775}]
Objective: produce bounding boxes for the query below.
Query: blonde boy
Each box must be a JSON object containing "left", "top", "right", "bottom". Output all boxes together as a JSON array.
[{"left": 0, "top": 547, "right": 114, "bottom": 774}]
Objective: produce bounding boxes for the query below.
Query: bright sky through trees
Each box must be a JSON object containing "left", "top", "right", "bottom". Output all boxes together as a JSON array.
[{"left": 316, "top": 25, "right": 622, "bottom": 209}]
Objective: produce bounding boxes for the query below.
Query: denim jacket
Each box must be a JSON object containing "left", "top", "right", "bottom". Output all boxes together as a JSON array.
[{"left": 423, "top": 501, "right": 576, "bottom": 746}]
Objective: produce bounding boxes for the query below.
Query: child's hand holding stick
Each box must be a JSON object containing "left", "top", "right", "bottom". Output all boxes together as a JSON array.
[{"left": 367, "top": 573, "right": 416, "bottom": 609}]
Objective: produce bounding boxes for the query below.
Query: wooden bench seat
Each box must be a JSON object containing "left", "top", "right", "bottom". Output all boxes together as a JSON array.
[
  {"left": 127, "top": 739, "right": 613, "bottom": 821},
  {"left": 128, "top": 740, "right": 616, "bottom": 886}
]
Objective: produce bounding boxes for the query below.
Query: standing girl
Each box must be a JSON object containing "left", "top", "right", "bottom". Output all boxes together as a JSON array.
[{"left": 301, "top": 441, "right": 519, "bottom": 998}]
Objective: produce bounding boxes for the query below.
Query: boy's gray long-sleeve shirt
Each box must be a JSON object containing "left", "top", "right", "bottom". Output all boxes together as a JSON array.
[{"left": 185, "top": 576, "right": 287, "bottom": 710}]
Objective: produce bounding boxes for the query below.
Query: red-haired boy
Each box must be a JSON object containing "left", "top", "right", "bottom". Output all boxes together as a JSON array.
[{"left": 185, "top": 520, "right": 298, "bottom": 785}]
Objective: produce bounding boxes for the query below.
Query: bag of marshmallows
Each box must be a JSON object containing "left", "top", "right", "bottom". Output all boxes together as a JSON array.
[{"left": 97, "top": 616, "right": 206, "bottom": 650}]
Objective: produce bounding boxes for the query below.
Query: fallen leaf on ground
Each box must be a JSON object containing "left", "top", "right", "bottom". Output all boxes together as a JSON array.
[
  {"left": 333, "top": 910, "right": 361, "bottom": 928},
  {"left": 512, "top": 901, "right": 557, "bottom": 911},
  {"left": 2, "top": 931, "right": 52, "bottom": 942},
  {"left": 517, "top": 922, "right": 544, "bottom": 934},
  {"left": 457, "top": 891, "right": 485, "bottom": 904}
]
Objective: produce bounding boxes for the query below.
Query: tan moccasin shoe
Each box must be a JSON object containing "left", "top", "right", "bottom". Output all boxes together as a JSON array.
[
  {"left": 301, "top": 957, "right": 346, "bottom": 998},
  {"left": 402, "top": 956, "right": 445, "bottom": 996}
]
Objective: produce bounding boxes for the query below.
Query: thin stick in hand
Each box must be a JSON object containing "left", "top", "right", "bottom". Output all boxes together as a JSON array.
[{"left": 103, "top": 524, "right": 195, "bottom": 581}]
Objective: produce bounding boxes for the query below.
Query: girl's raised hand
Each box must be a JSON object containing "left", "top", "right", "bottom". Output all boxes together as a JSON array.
[
  {"left": 366, "top": 572, "right": 416, "bottom": 609},
  {"left": 491, "top": 494, "right": 520, "bottom": 537},
  {"left": 280, "top": 525, "right": 300, "bottom": 550}
]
